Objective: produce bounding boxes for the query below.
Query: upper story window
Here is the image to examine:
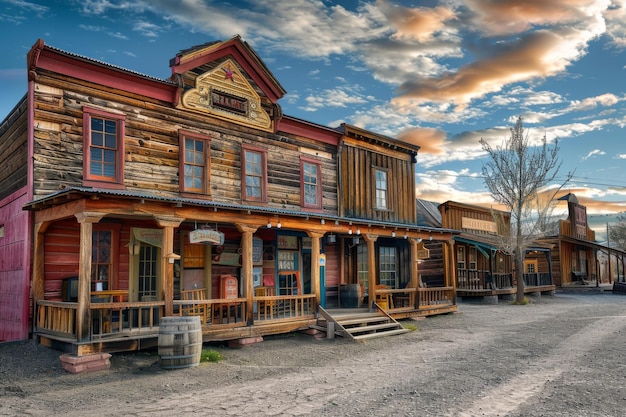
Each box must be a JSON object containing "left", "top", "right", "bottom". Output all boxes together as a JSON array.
[
  {"left": 301, "top": 157, "right": 322, "bottom": 209},
  {"left": 374, "top": 167, "right": 389, "bottom": 210},
  {"left": 180, "top": 131, "right": 211, "bottom": 195},
  {"left": 83, "top": 107, "right": 125, "bottom": 188},
  {"left": 242, "top": 145, "right": 267, "bottom": 202}
]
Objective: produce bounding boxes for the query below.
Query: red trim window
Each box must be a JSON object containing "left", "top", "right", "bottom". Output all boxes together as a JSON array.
[
  {"left": 300, "top": 157, "right": 322, "bottom": 210},
  {"left": 179, "top": 130, "right": 211, "bottom": 195},
  {"left": 242, "top": 145, "right": 267, "bottom": 202},
  {"left": 83, "top": 107, "right": 125, "bottom": 188}
]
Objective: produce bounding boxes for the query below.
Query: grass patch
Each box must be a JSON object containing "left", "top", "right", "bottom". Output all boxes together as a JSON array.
[
  {"left": 402, "top": 322, "right": 418, "bottom": 332},
  {"left": 512, "top": 297, "right": 530, "bottom": 305},
  {"left": 200, "top": 349, "right": 223, "bottom": 363}
]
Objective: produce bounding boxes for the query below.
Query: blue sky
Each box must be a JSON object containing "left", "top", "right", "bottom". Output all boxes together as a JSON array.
[{"left": 1, "top": 0, "right": 625, "bottom": 239}]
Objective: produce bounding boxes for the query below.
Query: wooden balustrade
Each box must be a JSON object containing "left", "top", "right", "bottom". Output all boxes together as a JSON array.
[
  {"left": 373, "top": 287, "right": 454, "bottom": 312},
  {"left": 418, "top": 287, "right": 454, "bottom": 308}
]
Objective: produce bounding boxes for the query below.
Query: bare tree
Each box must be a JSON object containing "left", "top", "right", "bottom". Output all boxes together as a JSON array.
[
  {"left": 480, "top": 116, "right": 570, "bottom": 302},
  {"left": 608, "top": 214, "right": 626, "bottom": 251}
]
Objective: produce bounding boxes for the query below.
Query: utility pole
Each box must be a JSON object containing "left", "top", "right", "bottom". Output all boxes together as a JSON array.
[{"left": 607, "top": 223, "right": 613, "bottom": 284}]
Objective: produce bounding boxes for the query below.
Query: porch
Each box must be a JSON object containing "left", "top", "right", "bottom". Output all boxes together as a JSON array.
[
  {"left": 35, "top": 293, "right": 317, "bottom": 355},
  {"left": 456, "top": 270, "right": 555, "bottom": 298},
  {"left": 370, "top": 286, "right": 457, "bottom": 319}
]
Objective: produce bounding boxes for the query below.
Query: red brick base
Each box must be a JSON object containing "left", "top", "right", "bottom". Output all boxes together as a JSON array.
[
  {"left": 59, "top": 353, "right": 112, "bottom": 374},
  {"left": 228, "top": 336, "right": 263, "bottom": 349}
]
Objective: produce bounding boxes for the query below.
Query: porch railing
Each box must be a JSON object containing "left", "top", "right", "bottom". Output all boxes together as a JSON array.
[
  {"left": 36, "top": 300, "right": 165, "bottom": 340},
  {"left": 376, "top": 287, "right": 455, "bottom": 313},
  {"left": 523, "top": 273, "right": 553, "bottom": 287},
  {"left": 457, "top": 270, "right": 514, "bottom": 290},
  {"left": 173, "top": 294, "right": 316, "bottom": 324}
]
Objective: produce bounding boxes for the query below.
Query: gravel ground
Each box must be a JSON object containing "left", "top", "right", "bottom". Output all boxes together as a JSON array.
[{"left": 2, "top": 291, "right": 626, "bottom": 416}]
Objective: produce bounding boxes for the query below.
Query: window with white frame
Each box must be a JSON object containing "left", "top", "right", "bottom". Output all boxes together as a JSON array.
[
  {"left": 457, "top": 246, "right": 466, "bottom": 270},
  {"left": 469, "top": 247, "right": 477, "bottom": 270},
  {"left": 301, "top": 158, "right": 322, "bottom": 209},
  {"left": 374, "top": 168, "right": 389, "bottom": 209}
]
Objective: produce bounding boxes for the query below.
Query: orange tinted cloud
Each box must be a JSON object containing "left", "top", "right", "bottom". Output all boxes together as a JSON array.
[
  {"left": 397, "top": 127, "right": 447, "bottom": 154},
  {"left": 378, "top": 1, "right": 456, "bottom": 42},
  {"left": 466, "top": 0, "right": 595, "bottom": 36},
  {"left": 394, "top": 29, "right": 576, "bottom": 107}
]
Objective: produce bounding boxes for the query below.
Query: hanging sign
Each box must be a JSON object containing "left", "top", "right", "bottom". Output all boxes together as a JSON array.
[
  {"left": 189, "top": 228, "right": 225, "bottom": 245},
  {"left": 133, "top": 228, "right": 162, "bottom": 247}
]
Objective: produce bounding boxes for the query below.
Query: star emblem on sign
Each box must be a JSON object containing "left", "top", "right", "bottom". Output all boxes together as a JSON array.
[{"left": 222, "top": 67, "right": 235, "bottom": 81}]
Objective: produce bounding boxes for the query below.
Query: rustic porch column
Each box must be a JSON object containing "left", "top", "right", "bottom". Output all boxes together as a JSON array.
[
  {"left": 444, "top": 239, "right": 457, "bottom": 304},
  {"left": 409, "top": 238, "right": 420, "bottom": 308},
  {"left": 236, "top": 223, "right": 258, "bottom": 324},
  {"left": 31, "top": 221, "right": 50, "bottom": 335},
  {"left": 154, "top": 215, "right": 184, "bottom": 317},
  {"left": 307, "top": 231, "right": 324, "bottom": 304},
  {"left": 363, "top": 234, "right": 378, "bottom": 308},
  {"left": 75, "top": 212, "right": 105, "bottom": 342}
]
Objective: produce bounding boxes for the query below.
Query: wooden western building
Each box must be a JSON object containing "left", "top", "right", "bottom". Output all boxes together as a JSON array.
[
  {"left": 0, "top": 36, "right": 458, "bottom": 353},
  {"left": 434, "top": 201, "right": 555, "bottom": 301},
  {"left": 535, "top": 194, "right": 626, "bottom": 288}
]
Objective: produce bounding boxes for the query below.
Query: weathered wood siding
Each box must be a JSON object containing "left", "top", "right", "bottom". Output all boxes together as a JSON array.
[
  {"left": 0, "top": 100, "right": 28, "bottom": 201},
  {"left": 0, "top": 100, "right": 31, "bottom": 341},
  {"left": 440, "top": 201, "right": 509, "bottom": 234},
  {"left": 339, "top": 143, "right": 416, "bottom": 223},
  {"left": 30, "top": 70, "right": 338, "bottom": 215}
]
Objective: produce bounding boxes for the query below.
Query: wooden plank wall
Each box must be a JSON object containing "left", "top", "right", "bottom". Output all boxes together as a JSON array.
[
  {"left": 0, "top": 190, "right": 31, "bottom": 341},
  {"left": 31, "top": 71, "right": 338, "bottom": 216},
  {"left": 0, "top": 101, "right": 28, "bottom": 201},
  {"left": 339, "top": 145, "right": 416, "bottom": 223}
]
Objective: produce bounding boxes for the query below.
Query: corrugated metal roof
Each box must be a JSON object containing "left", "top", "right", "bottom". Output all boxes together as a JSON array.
[
  {"left": 24, "top": 187, "right": 459, "bottom": 234},
  {"left": 45, "top": 43, "right": 177, "bottom": 87}
]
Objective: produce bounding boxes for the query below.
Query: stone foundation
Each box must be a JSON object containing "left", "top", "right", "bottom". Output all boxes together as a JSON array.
[
  {"left": 60, "top": 353, "right": 111, "bottom": 374},
  {"left": 228, "top": 336, "right": 263, "bottom": 349}
]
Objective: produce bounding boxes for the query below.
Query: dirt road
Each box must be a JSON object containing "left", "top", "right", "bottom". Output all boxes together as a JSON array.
[{"left": 2, "top": 292, "right": 625, "bottom": 416}]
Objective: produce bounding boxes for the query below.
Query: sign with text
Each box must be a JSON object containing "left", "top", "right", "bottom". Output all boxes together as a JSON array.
[
  {"left": 189, "top": 228, "right": 225, "bottom": 245},
  {"left": 461, "top": 217, "right": 497, "bottom": 233}
]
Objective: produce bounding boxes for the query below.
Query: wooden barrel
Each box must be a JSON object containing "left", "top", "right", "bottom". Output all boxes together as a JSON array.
[
  {"left": 158, "top": 316, "right": 202, "bottom": 369},
  {"left": 340, "top": 284, "right": 361, "bottom": 308}
]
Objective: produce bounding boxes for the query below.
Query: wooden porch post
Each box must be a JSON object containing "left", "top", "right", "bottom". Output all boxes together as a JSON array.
[
  {"left": 307, "top": 231, "right": 324, "bottom": 304},
  {"left": 363, "top": 234, "right": 378, "bottom": 308},
  {"left": 409, "top": 238, "right": 419, "bottom": 308},
  {"left": 31, "top": 221, "right": 49, "bottom": 334},
  {"left": 75, "top": 212, "right": 104, "bottom": 342},
  {"left": 236, "top": 223, "right": 258, "bottom": 324},
  {"left": 31, "top": 222, "right": 48, "bottom": 303},
  {"left": 155, "top": 215, "right": 184, "bottom": 317},
  {"left": 444, "top": 239, "right": 457, "bottom": 303}
]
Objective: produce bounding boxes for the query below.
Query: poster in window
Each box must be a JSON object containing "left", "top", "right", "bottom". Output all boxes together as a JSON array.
[
  {"left": 277, "top": 235, "right": 298, "bottom": 250},
  {"left": 253, "top": 237, "right": 263, "bottom": 265}
]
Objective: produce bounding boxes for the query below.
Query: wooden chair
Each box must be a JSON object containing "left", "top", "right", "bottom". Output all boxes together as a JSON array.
[
  {"left": 255, "top": 286, "right": 276, "bottom": 319},
  {"left": 375, "top": 284, "right": 393, "bottom": 309},
  {"left": 181, "top": 288, "right": 209, "bottom": 325}
]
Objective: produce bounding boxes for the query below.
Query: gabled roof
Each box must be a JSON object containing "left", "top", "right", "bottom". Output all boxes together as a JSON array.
[
  {"left": 169, "top": 35, "right": 286, "bottom": 103},
  {"left": 416, "top": 198, "right": 442, "bottom": 227}
]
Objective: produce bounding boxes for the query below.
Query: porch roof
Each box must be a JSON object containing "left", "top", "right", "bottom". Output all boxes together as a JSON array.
[{"left": 24, "top": 186, "right": 461, "bottom": 236}]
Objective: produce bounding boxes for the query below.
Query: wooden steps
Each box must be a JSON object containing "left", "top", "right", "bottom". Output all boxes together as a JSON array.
[{"left": 316, "top": 307, "right": 410, "bottom": 342}]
